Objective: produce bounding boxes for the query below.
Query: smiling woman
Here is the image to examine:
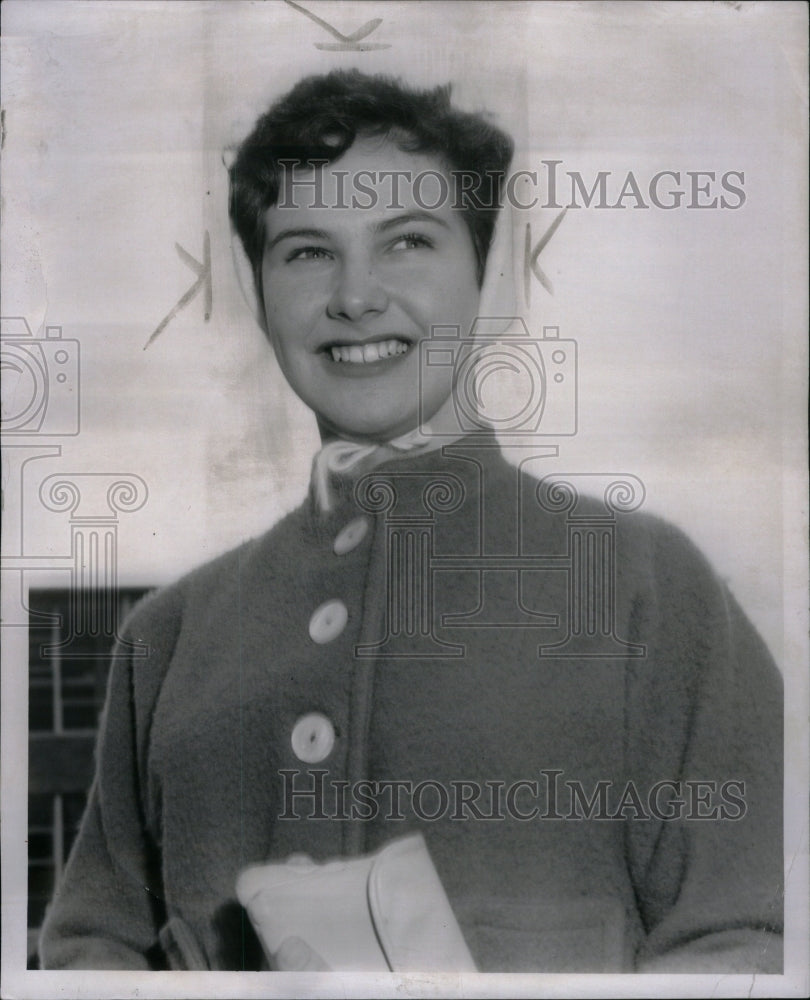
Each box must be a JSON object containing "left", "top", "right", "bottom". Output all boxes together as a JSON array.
[
  {"left": 230, "top": 69, "right": 512, "bottom": 443},
  {"left": 38, "top": 68, "right": 783, "bottom": 976},
  {"left": 260, "top": 137, "right": 482, "bottom": 441}
]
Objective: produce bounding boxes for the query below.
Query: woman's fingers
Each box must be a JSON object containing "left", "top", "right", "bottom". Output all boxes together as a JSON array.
[{"left": 273, "top": 935, "right": 331, "bottom": 971}]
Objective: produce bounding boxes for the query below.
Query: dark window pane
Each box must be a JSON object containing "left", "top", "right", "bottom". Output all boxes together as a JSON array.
[
  {"left": 28, "top": 832, "right": 53, "bottom": 862},
  {"left": 62, "top": 702, "right": 98, "bottom": 730},
  {"left": 28, "top": 865, "right": 55, "bottom": 929},
  {"left": 28, "top": 794, "right": 53, "bottom": 826},
  {"left": 28, "top": 690, "right": 53, "bottom": 732}
]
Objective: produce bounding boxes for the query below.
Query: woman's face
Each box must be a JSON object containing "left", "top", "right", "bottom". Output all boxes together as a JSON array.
[{"left": 260, "top": 135, "right": 482, "bottom": 442}]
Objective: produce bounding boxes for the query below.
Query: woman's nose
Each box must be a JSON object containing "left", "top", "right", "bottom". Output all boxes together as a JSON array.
[{"left": 326, "top": 259, "right": 389, "bottom": 322}]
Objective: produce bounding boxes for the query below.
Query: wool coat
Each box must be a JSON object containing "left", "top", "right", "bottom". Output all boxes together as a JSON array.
[{"left": 39, "top": 441, "right": 783, "bottom": 973}]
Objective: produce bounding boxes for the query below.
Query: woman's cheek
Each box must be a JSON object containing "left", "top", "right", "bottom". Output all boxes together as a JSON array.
[{"left": 265, "top": 281, "right": 322, "bottom": 341}]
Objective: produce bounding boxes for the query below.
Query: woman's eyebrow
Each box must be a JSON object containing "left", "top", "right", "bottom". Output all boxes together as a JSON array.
[
  {"left": 375, "top": 211, "right": 450, "bottom": 234},
  {"left": 265, "top": 227, "right": 330, "bottom": 252}
]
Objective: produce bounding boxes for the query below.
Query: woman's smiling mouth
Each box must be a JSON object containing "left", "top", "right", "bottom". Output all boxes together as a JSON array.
[{"left": 326, "top": 338, "right": 412, "bottom": 364}]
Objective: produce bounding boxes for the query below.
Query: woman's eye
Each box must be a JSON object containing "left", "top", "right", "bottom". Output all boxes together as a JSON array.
[
  {"left": 286, "top": 246, "right": 332, "bottom": 262},
  {"left": 389, "top": 232, "right": 434, "bottom": 252}
]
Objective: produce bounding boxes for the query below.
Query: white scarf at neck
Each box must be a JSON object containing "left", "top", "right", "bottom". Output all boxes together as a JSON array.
[{"left": 311, "top": 422, "right": 451, "bottom": 513}]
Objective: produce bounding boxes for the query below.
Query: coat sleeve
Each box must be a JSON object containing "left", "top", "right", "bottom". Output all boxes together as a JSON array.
[
  {"left": 622, "top": 518, "right": 783, "bottom": 973},
  {"left": 38, "top": 591, "right": 181, "bottom": 970}
]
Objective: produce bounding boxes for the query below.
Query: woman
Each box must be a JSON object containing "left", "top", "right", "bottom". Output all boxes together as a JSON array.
[{"left": 40, "top": 69, "right": 783, "bottom": 974}]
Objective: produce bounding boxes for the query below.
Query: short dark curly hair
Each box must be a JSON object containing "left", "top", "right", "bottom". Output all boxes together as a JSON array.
[{"left": 229, "top": 69, "right": 514, "bottom": 309}]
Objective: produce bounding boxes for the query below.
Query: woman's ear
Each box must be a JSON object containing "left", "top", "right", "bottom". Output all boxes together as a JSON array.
[{"left": 221, "top": 146, "right": 238, "bottom": 172}]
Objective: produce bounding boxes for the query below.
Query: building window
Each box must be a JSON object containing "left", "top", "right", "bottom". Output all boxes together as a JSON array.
[{"left": 27, "top": 587, "right": 151, "bottom": 967}]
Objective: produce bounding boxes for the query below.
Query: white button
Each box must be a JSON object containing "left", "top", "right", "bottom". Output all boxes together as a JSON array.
[
  {"left": 333, "top": 516, "right": 369, "bottom": 556},
  {"left": 291, "top": 712, "right": 336, "bottom": 763},
  {"left": 308, "top": 599, "right": 348, "bottom": 644}
]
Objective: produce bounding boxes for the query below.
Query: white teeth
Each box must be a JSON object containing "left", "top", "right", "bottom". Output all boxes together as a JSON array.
[{"left": 328, "top": 339, "right": 410, "bottom": 363}]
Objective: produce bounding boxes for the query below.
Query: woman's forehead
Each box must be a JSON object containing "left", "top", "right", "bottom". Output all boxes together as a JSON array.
[
  {"left": 273, "top": 135, "right": 456, "bottom": 213},
  {"left": 266, "top": 136, "right": 468, "bottom": 241}
]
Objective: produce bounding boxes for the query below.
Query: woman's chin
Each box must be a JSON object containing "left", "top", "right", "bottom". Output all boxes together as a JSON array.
[
  {"left": 313, "top": 390, "right": 457, "bottom": 445},
  {"left": 316, "top": 412, "right": 420, "bottom": 445}
]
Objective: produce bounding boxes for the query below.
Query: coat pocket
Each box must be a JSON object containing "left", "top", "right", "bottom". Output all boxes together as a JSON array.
[
  {"left": 159, "top": 915, "right": 209, "bottom": 971},
  {"left": 456, "top": 896, "right": 628, "bottom": 972}
]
